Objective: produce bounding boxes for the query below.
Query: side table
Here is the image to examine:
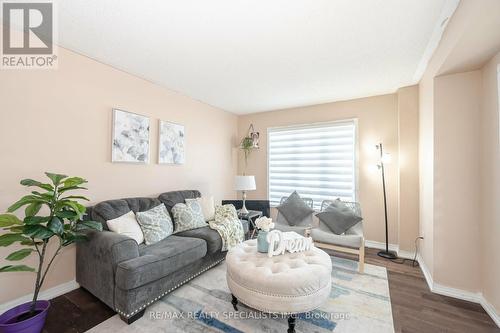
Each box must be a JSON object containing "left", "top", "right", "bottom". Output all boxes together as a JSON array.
[{"left": 237, "top": 209, "right": 263, "bottom": 239}]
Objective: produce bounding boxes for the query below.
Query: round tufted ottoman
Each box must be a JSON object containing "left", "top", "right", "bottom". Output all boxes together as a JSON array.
[{"left": 226, "top": 239, "right": 332, "bottom": 332}]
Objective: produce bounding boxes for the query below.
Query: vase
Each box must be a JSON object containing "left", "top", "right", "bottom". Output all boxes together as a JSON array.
[
  {"left": 0, "top": 300, "right": 50, "bottom": 333},
  {"left": 257, "top": 230, "right": 269, "bottom": 253}
]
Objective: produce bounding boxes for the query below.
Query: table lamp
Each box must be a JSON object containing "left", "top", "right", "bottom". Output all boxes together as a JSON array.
[{"left": 234, "top": 175, "right": 256, "bottom": 214}]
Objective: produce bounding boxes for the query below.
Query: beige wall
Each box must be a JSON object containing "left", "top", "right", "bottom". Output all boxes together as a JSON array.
[
  {"left": 418, "top": 70, "right": 435, "bottom": 273},
  {"left": 433, "top": 70, "right": 482, "bottom": 292},
  {"left": 237, "top": 94, "right": 403, "bottom": 246},
  {"left": 480, "top": 51, "right": 500, "bottom": 312},
  {"left": 397, "top": 86, "right": 420, "bottom": 252},
  {"left": 417, "top": 0, "right": 500, "bottom": 316},
  {"left": 0, "top": 46, "right": 238, "bottom": 304}
]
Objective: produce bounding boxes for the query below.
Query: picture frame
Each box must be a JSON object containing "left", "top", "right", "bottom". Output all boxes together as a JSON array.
[
  {"left": 111, "top": 109, "right": 150, "bottom": 163},
  {"left": 158, "top": 120, "right": 185, "bottom": 164}
]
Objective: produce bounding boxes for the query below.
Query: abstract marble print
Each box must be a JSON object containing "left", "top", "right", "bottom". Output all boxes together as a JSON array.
[
  {"left": 159, "top": 120, "right": 185, "bottom": 164},
  {"left": 112, "top": 109, "right": 150, "bottom": 163}
]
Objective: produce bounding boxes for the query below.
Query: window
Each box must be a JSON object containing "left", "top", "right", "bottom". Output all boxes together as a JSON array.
[{"left": 267, "top": 120, "right": 357, "bottom": 210}]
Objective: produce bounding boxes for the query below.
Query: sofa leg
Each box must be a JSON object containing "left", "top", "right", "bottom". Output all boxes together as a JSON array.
[{"left": 120, "top": 309, "right": 145, "bottom": 324}]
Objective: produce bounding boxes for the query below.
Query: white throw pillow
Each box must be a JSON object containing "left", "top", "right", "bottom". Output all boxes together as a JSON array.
[
  {"left": 186, "top": 196, "right": 215, "bottom": 221},
  {"left": 106, "top": 210, "right": 144, "bottom": 244}
]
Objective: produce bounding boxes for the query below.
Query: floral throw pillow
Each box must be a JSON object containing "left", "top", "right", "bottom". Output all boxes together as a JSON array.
[
  {"left": 172, "top": 202, "right": 206, "bottom": 233},
  {"left": 136, "top": 204, "right": 173, "bottom": 245},
  {"left": 213, "top": 204, "right": 239, "bottom": 224}
]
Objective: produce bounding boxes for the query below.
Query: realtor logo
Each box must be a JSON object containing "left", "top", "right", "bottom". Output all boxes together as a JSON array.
[{"left": 1, "top": 1, "right": 57, "bottom": 69}]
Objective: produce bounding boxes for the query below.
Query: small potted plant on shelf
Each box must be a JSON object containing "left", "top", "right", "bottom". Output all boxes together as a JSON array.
[
  {"left": 239, "top": 124, "right": 259, "bottom": 171},
  {"left": 0, "top": 173, "right": 102, "bottom": 333},
  {"left": 255, "top": 216, "right": 274, "bottom": 253}
]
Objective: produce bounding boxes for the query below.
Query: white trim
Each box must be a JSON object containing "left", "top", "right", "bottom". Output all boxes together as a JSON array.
[
  {"left": 0, "top": 280, "right": 79, "bottom": 314},
  {"left": 364, "top": 240, "right": 399, "bottom": 253},
  {"left": 397, "top": 249, "right": 415, "bottom": 260},
  {"left": 416, "top": 253, "right": 434, "bottom": 291},
  {"left": 432, "top": 282, "right": 481, "bottom": 304},
  {"left": 480, "top": 295, "right": 500, "bottom": 328},
  {"left": 417, "top": 255, "right": 499, "bottom": 328},
  {"left": 364, "top": 240, "right": 416, "bottom": 259},
  {"left": 412, "top": 0, "right": 460, "bottom": 82}
]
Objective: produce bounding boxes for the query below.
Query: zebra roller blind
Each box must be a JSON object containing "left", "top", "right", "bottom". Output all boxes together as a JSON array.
[{"left": 268, "top": 120, "right": 357, "bottom": 209}]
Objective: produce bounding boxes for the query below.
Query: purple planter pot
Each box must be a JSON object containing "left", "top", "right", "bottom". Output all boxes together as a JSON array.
[{"left": 0, "top": 301, "right": 50, "bottom": 333}]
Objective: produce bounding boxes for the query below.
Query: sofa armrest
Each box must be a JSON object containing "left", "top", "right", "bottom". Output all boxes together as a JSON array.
[{"left": 76, "top": 230, "right": 139, "bottom": 309}]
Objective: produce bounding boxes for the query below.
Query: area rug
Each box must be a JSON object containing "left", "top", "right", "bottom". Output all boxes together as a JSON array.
[{"left": 87, "top": 256, "right": 394, "bottom": 333}]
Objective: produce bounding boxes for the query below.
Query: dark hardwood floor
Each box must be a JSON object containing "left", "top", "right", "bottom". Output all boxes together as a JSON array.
[
  {"left": 334, "top": 248, "right": 499, "bottom": 333},
  {"left": 43, "top": 247, "right": 499, "bottom": 333}
]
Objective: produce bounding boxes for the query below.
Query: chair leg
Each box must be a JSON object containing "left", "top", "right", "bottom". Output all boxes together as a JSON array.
[{"left": 358, "top": 240, "right": 365, "bottom": 273}]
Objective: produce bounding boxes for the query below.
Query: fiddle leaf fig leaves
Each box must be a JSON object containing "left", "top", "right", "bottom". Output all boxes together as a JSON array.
[
  {"left": 6, "top": 248, "right": 34, "bottom": 261},
  {"left": 0, "top": 171, "right": 101, "bottom": 308},
  {"left": 0, "top": 214, "right": 22, "bottom": 227}
]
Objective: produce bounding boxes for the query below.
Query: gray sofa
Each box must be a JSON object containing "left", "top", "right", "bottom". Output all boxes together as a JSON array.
[{"left": 76, "top": 190, "right": 249, "bottom": 324}]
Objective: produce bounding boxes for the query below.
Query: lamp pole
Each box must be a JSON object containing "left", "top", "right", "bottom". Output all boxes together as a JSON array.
[{"left": 377, "top": 143, "right": 397, "bottom": 260}]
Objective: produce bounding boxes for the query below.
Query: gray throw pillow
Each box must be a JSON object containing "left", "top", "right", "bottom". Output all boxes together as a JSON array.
[
  {"left": 316, "top": 199, "right": 362, "bottom": 235},
  {"left": 136, "top": 204, "right": 174, "bottom": 245},
  {"left": 276, "top": 191, "right": 314, "bottom": 226}
]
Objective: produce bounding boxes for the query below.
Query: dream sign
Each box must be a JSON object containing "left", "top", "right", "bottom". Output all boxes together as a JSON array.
[{"left": 266, "top": 230, "right": 313, "bottom": 257}]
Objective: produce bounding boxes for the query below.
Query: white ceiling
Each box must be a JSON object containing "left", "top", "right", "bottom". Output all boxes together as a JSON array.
[{"left": 54, "top": 0, "right": 457, "bottom": 114}]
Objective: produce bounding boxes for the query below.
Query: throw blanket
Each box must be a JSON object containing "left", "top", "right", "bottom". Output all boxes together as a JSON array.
[{"left": 209, "top": 204, "right": 244, "bottom": 251}]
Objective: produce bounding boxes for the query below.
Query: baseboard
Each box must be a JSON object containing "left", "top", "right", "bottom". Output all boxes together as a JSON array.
[
  {"left": 480, "top": 295, "right": 500, "bottom": 328},
  {"left": 0, "top": 279, "right": 80, "bottom": 313},
  {"left": 364, "top": 240, "right": 399, "bottom": 253},
  {"left": 364, "top": 240, "right": 416, "bottom": 259},
  {"left": 417, "top": 254, "right": 434, "bottom": 293},
  {"left": 417, "top": 255, "right": 499, "bottom": 328},
  {"left": 432, "top": 283, "right": 482, "bottom": 303}
]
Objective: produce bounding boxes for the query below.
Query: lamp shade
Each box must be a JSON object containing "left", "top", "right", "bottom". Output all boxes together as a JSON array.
[{"left": 234, "top": 175, "right": 256, "bottom": 191}]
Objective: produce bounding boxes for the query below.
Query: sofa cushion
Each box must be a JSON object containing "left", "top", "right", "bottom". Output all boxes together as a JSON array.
[
  {"left": 276, "top": 191, "right": 314, "bottom": 226},
  {"left": 158, "top": 190, "right": 201, "bottom": 214},
  {"left": 90, "top": 197, "right": 161, "bottom": 230},
  {"left": 106, "top": 211, "right": 144, "bottom": 244},
  {"left": 175, "top": 226, "right": 222, "bottom": 254},
  {"left": 316, "top": 199, "right": 363, "bottom": 235},
  {"left": 172, "top": 203, "right": 207, "bottom": 233},
  {"left": 116, "top": 235, "right": 207, "bottom": 290},
  {"left": 136, "top": 204, "right": 174, "bottom": 245},
  {"left": 186, "top": 196, "right": 215, "bottom": 221},
  {"left": 311, "top": 227, "right": 363, "bottom": 248}
]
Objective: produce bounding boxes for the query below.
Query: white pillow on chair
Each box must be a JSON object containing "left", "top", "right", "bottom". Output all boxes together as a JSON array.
[{"left": 106, "top": 210, "right": 144, "bottom": 244}]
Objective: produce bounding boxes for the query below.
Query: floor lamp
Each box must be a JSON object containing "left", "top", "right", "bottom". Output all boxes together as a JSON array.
[{"left": 376, "top": 143, "right": 397, "bottom": 260}]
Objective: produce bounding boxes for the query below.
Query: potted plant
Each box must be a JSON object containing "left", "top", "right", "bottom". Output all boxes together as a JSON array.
[
  {"left": 0, "top": 173, "right": 102, "bottom": 333},
  {"left": 239, "top": 124, "right": 259, "bottom": 171},
  {"left": 240, "top": 136, "right": 254, "bottom": 170}
]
